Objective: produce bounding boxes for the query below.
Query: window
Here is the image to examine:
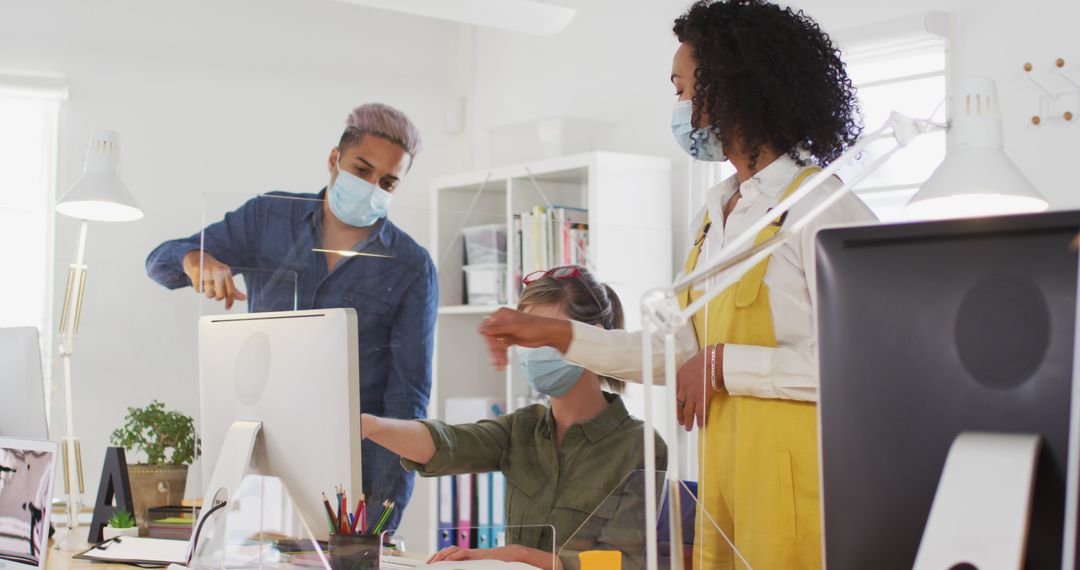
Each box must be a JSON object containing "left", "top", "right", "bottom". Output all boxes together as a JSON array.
[
  {"left": 842, "top": 34, "right": 948, "bottom": 221},
  {"left": 0, "top": 77, "right": 64, "bottom": 383}
]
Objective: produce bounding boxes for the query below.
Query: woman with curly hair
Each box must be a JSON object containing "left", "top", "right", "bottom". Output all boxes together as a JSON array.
[{"left": 481, "top": 1, "right": 876, "bottom": 567}]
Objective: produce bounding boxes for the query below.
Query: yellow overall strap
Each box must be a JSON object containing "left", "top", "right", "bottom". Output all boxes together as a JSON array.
[
  {"left": 680, "top": 166, "right": 823, "bottom": 312},
  {"left": 680, "top": 211, "right": 713, "bottom": 309},
  {"left": 733, "top": 166, "right": 821, "bottom": 308}
]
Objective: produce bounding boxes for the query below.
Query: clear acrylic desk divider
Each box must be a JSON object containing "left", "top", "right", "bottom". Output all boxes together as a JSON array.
[
  {"left": 189, "top": 474, "right": 330, "bottom": 570},
  {"left": 196, "top": 192, "right": 313, "bottom": 318},
  {"left": 560, "top": 469, "right": 744, "bottom": 570}
]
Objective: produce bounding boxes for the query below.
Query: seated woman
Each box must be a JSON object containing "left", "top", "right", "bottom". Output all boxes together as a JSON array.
[{"left": 361, "top": 265, "right": 668, "bottom": 570}]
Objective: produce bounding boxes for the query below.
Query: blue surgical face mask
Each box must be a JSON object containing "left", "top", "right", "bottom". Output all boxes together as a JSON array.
[
  {"left": 516, "top": 346, "right": 585, "bottom": 398},
  {"left": 671, "top": 100, "right": 725, "bottom": 162},
  {"left": 328, "top": 161, "right": 393, "bottom": 227}
]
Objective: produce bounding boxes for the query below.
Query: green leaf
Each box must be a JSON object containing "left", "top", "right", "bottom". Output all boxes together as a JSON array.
[
  {"left": 109, "top": 400, "right": 197, "bottom": 465},
  {"left": 108, "top": 510, "right": 136, "bottom": 529}
]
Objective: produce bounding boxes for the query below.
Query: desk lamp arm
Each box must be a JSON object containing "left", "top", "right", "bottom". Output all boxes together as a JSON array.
[{"left": 645, "top": 112, "right": 942, "bottom": 335}]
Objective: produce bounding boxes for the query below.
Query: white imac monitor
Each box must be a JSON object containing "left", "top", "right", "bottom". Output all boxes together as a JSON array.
[
  {"left": 198, "top": 309, "right": 362, "bottom": 539},
  {"left": 0, "top": 328, "right": 48, "bottom": 439}
]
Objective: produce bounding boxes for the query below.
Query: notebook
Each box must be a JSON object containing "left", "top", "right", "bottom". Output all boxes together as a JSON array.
[{"left": 74, "top": 536, "right": 189, "bottom": 566}]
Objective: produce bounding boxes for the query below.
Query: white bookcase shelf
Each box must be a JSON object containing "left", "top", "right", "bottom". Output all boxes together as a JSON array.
[
  {"left": 403, "top": 151, "right": 672, "bottom": 551},
  {"left": 437, "top": 304, "right": 511, "bottom": 316}
]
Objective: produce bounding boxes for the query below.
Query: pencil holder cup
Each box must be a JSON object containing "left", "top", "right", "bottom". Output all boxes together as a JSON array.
[{"left": 329, "top": 533, "right": 380, "bottom": 570}]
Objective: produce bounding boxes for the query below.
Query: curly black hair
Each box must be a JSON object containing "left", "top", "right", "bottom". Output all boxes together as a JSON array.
[{"left": 673, "top": 0, "right": 861, "bottom": 169}]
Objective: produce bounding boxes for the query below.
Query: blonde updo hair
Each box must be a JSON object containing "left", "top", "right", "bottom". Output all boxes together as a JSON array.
[{"left": 517, "top": 266, "right": 626, "bottom": 393}]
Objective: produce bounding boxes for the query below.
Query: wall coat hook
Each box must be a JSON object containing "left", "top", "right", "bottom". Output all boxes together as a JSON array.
[{"left": 1024, "top": 58, "right": 1079, "bottom": 126}]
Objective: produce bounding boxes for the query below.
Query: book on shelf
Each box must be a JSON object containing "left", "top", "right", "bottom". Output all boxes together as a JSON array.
[
  {"left": 436, "top": 398, "right": 505, "bottom": 549},
  {"left": 514, "top": 205, "right": 589, "bottom": 292}
]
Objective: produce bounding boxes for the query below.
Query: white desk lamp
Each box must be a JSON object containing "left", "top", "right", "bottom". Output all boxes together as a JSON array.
[
  {"left": 908, "top": 79, "right": 1047, "bottom": 219},
  {"left": 638, "top": 77, "right": 1048, "bottom": 570},
  {"left": 54, "top": 130, "right": 142, "bottom": 549}
]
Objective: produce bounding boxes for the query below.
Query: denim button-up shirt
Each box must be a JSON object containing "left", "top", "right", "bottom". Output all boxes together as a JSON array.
[{"left": 146, "top": 190, "right": 438, "bottom": 532}]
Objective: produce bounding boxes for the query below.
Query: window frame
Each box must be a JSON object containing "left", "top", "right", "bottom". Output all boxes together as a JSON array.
[
  {"left": 840, "top": 13, "right": 951, "bottom": 221},
  {"left": 0, "top": 73, "right": 67, "bottom": 421}
]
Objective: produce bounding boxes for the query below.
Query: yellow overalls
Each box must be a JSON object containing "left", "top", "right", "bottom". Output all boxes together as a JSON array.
[{"left": 682, "top": 167, "right": 822, "bottom": 569}]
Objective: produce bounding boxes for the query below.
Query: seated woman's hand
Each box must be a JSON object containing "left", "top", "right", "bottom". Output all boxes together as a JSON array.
[
  {"left": 427, "top": 544, "right": 562, "bottom": 569},
  {"left": 478, "top": 308, "right": 573, "bottom": 369},
  {"left": 426, "top": 544, "right": 521, "bottom": 563}
]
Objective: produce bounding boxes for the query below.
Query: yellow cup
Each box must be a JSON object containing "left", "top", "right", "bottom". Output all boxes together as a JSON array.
[{"left": 578, "top": 550, "right": 622, "bottom": 570}]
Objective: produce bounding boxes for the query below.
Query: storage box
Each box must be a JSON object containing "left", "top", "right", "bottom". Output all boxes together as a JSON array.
[
  {"left": 485, "top": 117, "right": 616, "bottom": 166},
  {"left": 464, "top": 263, "right": 507, "bottom": 305},
  {"left": 463, "top": 224, "right": 507, "bottom": 265}
]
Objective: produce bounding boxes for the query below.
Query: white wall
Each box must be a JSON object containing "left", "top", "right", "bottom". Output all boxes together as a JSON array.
[
  {"left": 471, "top": 1, "right": 694, "bottom": 247},
  {"left": 0, "top": 0, "right": 466, "bottom": 538},
  {"left": 471, "top": 0, "right": 1080, "bottom": 243}
]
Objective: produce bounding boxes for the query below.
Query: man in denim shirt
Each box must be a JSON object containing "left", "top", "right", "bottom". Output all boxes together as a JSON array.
[{"left": 146, "top": 103, "right": 437, "bottom": 532}]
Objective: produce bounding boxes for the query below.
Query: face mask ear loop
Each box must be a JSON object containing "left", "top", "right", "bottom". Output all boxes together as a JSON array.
[{"left": 334, "top": 155, "right": 345, "bottom": 186}]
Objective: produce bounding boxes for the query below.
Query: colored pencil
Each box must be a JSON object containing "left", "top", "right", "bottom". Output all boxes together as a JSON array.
[
  {"left": 369, "top": 500, "right": 395, "bottom": 537},
  {"left": 350, "top": 494, "right": 365, "bottom": 534},
  {"left": 358, "top": 499, "right": 367, "bottom": 534},
  {"left": 372, "top": 501, "right": 395, "bottom": 536},
  {"left": 365, "top": 500, "right": 389, "bottom": 536},
  {"left": 321, "top": 493, "right": 337, "bottom": 533},
  {"left": 337, "top": 490, "right": 347, "bottom": 534}
]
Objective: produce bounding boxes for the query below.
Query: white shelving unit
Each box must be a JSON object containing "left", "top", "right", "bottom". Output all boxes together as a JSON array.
[
  {"left": 403, "top": 151, "right": 673, "bottom": 552},
  {"left": 436, "top": 304, "right": 508, "bottom": 316}
]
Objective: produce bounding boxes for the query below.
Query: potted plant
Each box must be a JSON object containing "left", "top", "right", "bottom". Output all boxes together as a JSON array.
[
  {"left": 110, "top": 400, "right": 198, "bottom": 536},
  {"left": 102, "top": 510, "right": 138, "bottom": 540}
]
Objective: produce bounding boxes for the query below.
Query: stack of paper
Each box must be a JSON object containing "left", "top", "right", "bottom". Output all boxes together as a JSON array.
[
  {"left": 148, "top": 517, "right": 194, "bottom": 541},
  {"left": 147, "top": 506, "right": 194, "bottom": 541}
]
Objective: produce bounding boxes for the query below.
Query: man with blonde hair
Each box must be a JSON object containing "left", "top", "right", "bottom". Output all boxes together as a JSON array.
[{"left": 147, "top": 103, "right": 437, "bottom": 532}]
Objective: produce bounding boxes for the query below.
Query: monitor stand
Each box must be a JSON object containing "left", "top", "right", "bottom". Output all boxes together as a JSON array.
[
  {"left": 185, "top": 420, "right": 262, "bottom": 562},
  {"left": 914, "top": 432, "right": 1041, "bottom": 569}
]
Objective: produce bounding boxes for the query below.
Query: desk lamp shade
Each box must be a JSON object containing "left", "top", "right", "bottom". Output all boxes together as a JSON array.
[
  {"left": 56, "top": 130, "right": 143, "bottom": 222},
  {"left": 906, "top": 77, "right": 1048, "bottom": 219}
]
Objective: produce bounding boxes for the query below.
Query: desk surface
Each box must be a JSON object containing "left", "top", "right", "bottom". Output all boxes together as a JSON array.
[
  {"left": 45, "top": 536, "right": 429, "bottom": 570},
  {"left": 46, "top": 545, "right": 124, "bottom": 570}
]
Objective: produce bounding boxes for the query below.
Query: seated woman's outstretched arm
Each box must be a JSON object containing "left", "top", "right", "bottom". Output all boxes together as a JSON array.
[
  {"left": 363, "top": 413, "right": 513, "bottom": 476},
  {"left": 361, "top": 414, "right": 437, "bottom": 465}
]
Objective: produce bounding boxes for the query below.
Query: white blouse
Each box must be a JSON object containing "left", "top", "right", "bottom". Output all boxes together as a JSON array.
[{"left": 563, "top": 154, "right": 878, "bottom": 402}]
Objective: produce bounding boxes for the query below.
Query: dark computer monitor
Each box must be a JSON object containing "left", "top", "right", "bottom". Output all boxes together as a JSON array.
[{"left": 816, "top": 210, "right": 1080, "bottom": 569}]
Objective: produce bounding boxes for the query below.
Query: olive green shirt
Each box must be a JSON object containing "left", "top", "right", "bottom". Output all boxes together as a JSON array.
[{"left": 401, "top": 393, "right": 668, "bottom": 570}]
